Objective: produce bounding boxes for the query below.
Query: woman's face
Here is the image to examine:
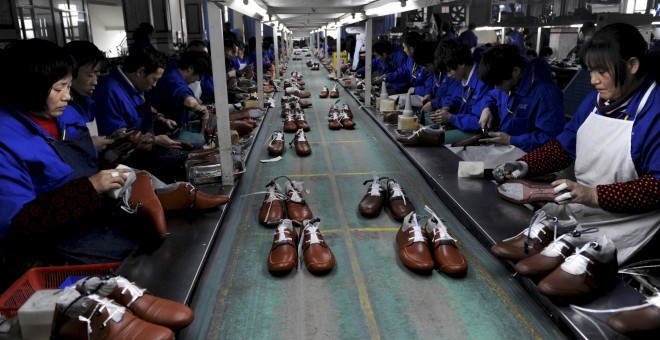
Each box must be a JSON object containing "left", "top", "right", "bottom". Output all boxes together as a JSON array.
[
  {"left": 403, "top": 43, "right": 414, "bottom": 57},
  {"left": 589, "top": 68, "right": 620, "bottom": 101},
  {"left": 41, "top": 76, "right": 73, "bottom": 118}
]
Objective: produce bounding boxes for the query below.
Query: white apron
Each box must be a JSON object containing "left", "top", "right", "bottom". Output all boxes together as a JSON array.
[{"left": 541, "top": 82, "right": 660, "bottom": 264}]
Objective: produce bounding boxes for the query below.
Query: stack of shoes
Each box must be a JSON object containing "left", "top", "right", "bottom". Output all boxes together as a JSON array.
[
  {"left": 606, "top": 293, "right": 660, "bottom": 336},
  {"left": 298, "top": 218, "right": 335, "bottom": 274},
  {"left": 267, "top": 131, "right": 286, "bottom": 156},
  {"left": 319, "top": 86, "right": 329, "bottom": 98},
  {"left": 285, "top": 179, "right": 314, "bottom": 226},
  {"left": 514, "top": 229, "right": 590, "bottom": 278},
  {"left": 490, "top": 211, "right": 577, "bottom": 261},
  {"left": 358, "top": 173, "right": 387, "bottom": 218},
  {"left": 52, "top": 275, "right": 195, "bottom": 339},
  {"left": 127, "top": 172, "right": 167, "bottom": 238},
  {"left": 289, "top": 129, "right": 312, "bottom": 156},
  {"left": 258, "top": 181, "right": 287, "bottom": 227},
  {"left": 329, "top": 84, "right": 339, "bottom": 98},
  {"left": 537, "top": 236, "right": 618, "bottom": 302},
  {"left": 267, "top": 219, "right": 299, "bottom": 275},
  {"left": 423, "top": 206, "right": 468, "bottom": 276},
  {"left": 283, "top": 113, "right": 298, "bottom": 133},
  {"left": 156, "top": 182, "right": 229, "bottom": 210},
  {"left": 395, "top": 125, "right": 444, "bottom": 146},
  {"left": 386, "top": 179, "right": 415, "bottom": 222},
  {"left": 396, "top": 212, "right": 434, "bottom": 273},
  {"left": 497, "top": 179, "right": 559, "bottom": 205}
]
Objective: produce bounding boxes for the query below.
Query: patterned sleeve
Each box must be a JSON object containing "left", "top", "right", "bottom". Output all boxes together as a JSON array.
[
  {"left": 519, "top": 139, "right": 573, "bottom": 177},
  {"left": 597, "top": 174, "right": 660, "bottom": 214},
  {"left": 8, "top": 177, "right": 102, "bottom": 241}
]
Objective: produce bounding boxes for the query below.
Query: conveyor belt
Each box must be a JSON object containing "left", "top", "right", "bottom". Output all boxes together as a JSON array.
[{"left": 180, "top": 59, "right": 564, "bottom": 339}]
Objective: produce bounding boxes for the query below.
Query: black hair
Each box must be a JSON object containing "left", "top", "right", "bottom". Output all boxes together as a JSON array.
[
  {"left": 539, "top": 46, "right": 553, "bottom": 58},
  {"left": 63, "top": 40, "right": 106, "bottom": 78},
  {"left": 468, "top": 23, "right": 477, "bottom": 30},
  {"left": 133, "top": 22, "right": 154, "bottom": 41},
  {"left": 580, "top": 23, "right": 654, "bottom": 87},
  {"left": 581, "top": 22, "right": 596, "bottom": 35},
  {"left": 187, "top": 39, "right": 208, "bottom": 51},
  {"left": 440, "top": 21, "right": 455, "bottom": 34},
  {"left": 413, "top": 40, "right": 438, "bottom": 66},
  {"left": 178, "top": 50, "right": 212, "bottom": 76},
  {"left": 478, "top": 44, "right": 527, "bottom": 86},
  {"left": 123, "top": 47, "right": 167, "bottom": 75},
  {"left": 372, "top": 39, "right": 393, "bottom": 55},
  {"left": 0, "top": 39, "right": 74, "bottom": 113},
  {"left": 525, "top": 49, "right": 538, "bottom": 59},
  {"left": 402, "top": 31, "right": 423, "bottom": 49},
  {"left": 225, "top": 39, "right": 239, "bottom": 51},
  {"left": 436, "top": 39, "right": 473, "bottom": 73}
]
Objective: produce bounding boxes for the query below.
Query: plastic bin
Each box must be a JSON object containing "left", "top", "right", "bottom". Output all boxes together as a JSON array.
[{"left": 0, "top": 262, "right": 120, "bottom": 318}]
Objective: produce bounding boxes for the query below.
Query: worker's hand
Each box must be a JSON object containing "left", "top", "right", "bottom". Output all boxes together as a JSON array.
[
  {"left": 92, "top": 136, "right": 113, "bottom": 152},
  {"left": 421, "top": 102, "right": 433, "bottom": 113},
  {"left": 429, "top": 108, "right": 451, "bottom": 124},
  {"left": 154, "top": 134, "right": 182, "bottom": 149},
  {"left": 89, "top": 169, "right": 129, "bottom": 194},
  {"left": 157, "top": 116, "right": 178, "bottom": 131},
  {"left": 480, "top": 131, "right": 511, "bottom": 145},
  {"left": 479, "top": 108, "right": 493, "bottom": 130},
  {"left": 492, "top": 161, "right": 528, "bottom": 183},
  {"left": 551, "top": 179, "right": 599, "bottom": 207},
  {"left": 407, "top": 87, "right": 415, "bottom": 94}
]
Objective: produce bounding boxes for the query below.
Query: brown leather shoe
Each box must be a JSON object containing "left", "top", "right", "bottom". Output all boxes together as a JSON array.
[
  {"left": 285, "top": 180, "right": 313, "bottom": 225},
  {"left": 607, "top": 295, "right": 660, "bottom": 336},
  {"left": 319, "top": 86, "right": 329, "bottom": 98},
  {"left": 342, "top": 104, "right": 353, "bottom": 118},
  {"left": 267, "top": 219, "right": 298, "bottom": 275},
  {"left": 300, "top": 218, "right": 335, "bottom": 274},
  {"left": 129, "top": 172, "right": 167, "bottom": 238},
  {"left": 395, "top": 125, "right": 445, "bottom": 146},
  {"left": 339, "top": 112, "right": 356, "bottom": 129},
  {"left": 423, "top": 206, "right": 467, "bottom": 276},
  {"left": 267, "top": 131, "right": 285, "bottom": 156},
  {"left": 538, "top": 237, "right": 618, "bottom": 302},
  {"left": 387, "top": 179, "right": 415, "bottom": 222},
  {"left": 280, "top": 105, "right": 292, "bottom": 118},
  {"left": 283, "top": 113, "right": 298, "bottom": 133},
  {"left": 295, "top": 113, "right": 310, "bottom": 132},
  {"left": 383, "top": 111, "right": 402, "bottom": 124},
  {"left": 396, "top": 212, "right": 434, "bottom": 273},
  {"left": 497, "top": 179, "right": 559, "bottom": 204},
  {"left": 490, "top": 211, "right": 563, "bottom": 261},
  {"left": 156, "top": 182, "right": 229, "bottom": 210},
  {"left": 290, "top": 129, "right": 311, "bottom": 156},
  {"left": 259, "top": 181, "right": 286, "bottom": 227},
  {"left": 514, "top": 230, "right": 587, "bottom": 278},
  {"left": 107, "top": 276, "right": 194, "bottom": 330},
  {"left": 328, "top": 110, "right": 342, "bottom": 130},
  {"left": 230, "top": 120, "right": 254, "bottom": 136},
  {"left": 329, "top": 84, "right": 339, "bottom": 98},
  {"left": 358, "top": 174, "right": 386, "bottom": 218},
  {"left": 299, "top": 100, "right": 313, "bottom": 108},
  {"left": 450, "top": 132, "right": 490, "bottom": 147},
  {"left": 54, "top": 293, "right": 174, "bottom": 340}
]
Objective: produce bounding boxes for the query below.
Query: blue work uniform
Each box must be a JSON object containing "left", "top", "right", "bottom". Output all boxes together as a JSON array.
[
  {"left": 360, "top": 50, "right": 409, "bottom": 92},
  {"left": 69, "top": 94, "right": 96, "bottom": 123},
  {"left": 441, "top": 65, "right": 495, "bottom": 132},
  {"left": 387, "top": 57, "right": 432, "bottom": 96},
  {"left": 437, "top": 31, "right": 456, "bottom": 42},
  {"left": 148, "top": 64, "right": 195, "bottom": 126},
  {"left": 248, "top": 50, "right": 271, "bottom": 70},
  {"left": 557, "top": 76, "right": 660, "bottom": 179},
  {"left": 200, "top": 74, "right": 215, "bottom": 104},
  {"left": 489, "top": 62, "right": 565, "bottom": 152},
  {"left": 0, "top": 105, "right": 96, "bottom": 238},
  {"left": 93, "top": 66, "right": 154, "bottom": 136},
  {"left": 429, "top": 73, "right": 460, "bottom": 110},
  {"left": 508, "top": 30, "right": 527, "bottom": 54},
  {"left": 458, "top": 30, "right": 478, "bottom": 48}
]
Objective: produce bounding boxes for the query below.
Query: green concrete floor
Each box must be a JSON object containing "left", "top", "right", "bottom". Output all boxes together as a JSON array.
[{"left": 181, "top": 57, "right": 564, "bottom": 340}]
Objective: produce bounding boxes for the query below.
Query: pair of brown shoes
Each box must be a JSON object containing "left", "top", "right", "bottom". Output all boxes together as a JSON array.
[
  {"left": 358, "top": 177, "right": 415, "bottom": 222},
  {"left": 267, "top": 218, "right": 335, "bottom": 275},
  {"left": 396, "top": 209, "right": 467, "bottom": 276},
  {"left": 319, "top": 86, "right": 329, "bottom": 98},
  {"left": 328, "top": 110, "right": 355, "bottom": 130},
  {"left": 288, "top": 129, "right": 312, "bottom": 156},
  {"left": 258, "top": 179, "right": 314, "bottom": 227},
  {"left": 329, "top": 85, "right": 339, "bottom": 98}
]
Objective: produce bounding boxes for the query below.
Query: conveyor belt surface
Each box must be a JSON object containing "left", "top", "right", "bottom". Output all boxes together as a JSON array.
[{"left": 181, "top": 58, "right": 564, "bottom": 339}]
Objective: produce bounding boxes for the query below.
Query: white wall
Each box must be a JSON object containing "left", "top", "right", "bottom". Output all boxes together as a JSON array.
[{"left": 88, "top": 3, "right": 127, "bottom": 57}]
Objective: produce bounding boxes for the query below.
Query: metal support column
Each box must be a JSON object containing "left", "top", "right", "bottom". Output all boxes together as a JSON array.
[
  {"left": 364, "top": 18, "right": 373, "bottom": 107},
  {"left": 256, "top": 20, "right": 264, "bottom": 107},
  {"left": 273, "top": 28, "right": 280, "bottom": 81},
  {"left": 335, "top": 25, "right": 341, "bottom": 76},
  {"left": 324, "top": 30, "right": 328, "bottom": 58}
]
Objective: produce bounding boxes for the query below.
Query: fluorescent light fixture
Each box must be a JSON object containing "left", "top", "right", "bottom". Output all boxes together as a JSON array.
[
  {"left": 364, "top": 0, "right": 435, "bottom": 17},
  {"left": 338, "top": 12, "right": 366, "bottom": 25},
  {"left": 214, "top": 0, "right": 267, "bottom": 20},
  {"left": 475, "top": 26, "right": 504, "bottom": 31}
]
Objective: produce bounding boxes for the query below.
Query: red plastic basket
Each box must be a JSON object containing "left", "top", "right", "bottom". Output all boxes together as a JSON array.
[{"left": 0, "top": 262, "right": 120, "bottom": 318}]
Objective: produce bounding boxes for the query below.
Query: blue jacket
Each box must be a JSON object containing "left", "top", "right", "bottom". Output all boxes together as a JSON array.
[
  {"left": 490, "top": 63, "right": 565, "bottom": 152},
  {"left": 68, "top": 95, "right": 96, "bottom": 123},
  {"left": 442, "top": 65, "right": 495, "bottom": 132},
  {"left": 200, "top": 74, "right": 215, "bottom": 104},
  {"left": 458, "top": 30, "right": 478, "bottom": 48},
  {"left": 430, "top": 73, "right": 460, "bottom": 110},
  {"left": 92, "top": 67, "right": 153, "bottom": 136},
  {"left": 0, "top": 106, "right": 89, "bottom": 238},
  {"left": 148, "top": 64, "right": 195, "bottom": 125},
  {"left": 248, "top": 50, "right": 271, "bottom": 71},
  {"left": 557, "top": 76, "right": 660, "bottom": 179},
  {"left": 387, "top": 57, "right": 432, "bottom": 96}
]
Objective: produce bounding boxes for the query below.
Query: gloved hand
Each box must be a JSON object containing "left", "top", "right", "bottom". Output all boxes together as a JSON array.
[{"left": 493, "top": 161, "right": 528, "bottom": 183}]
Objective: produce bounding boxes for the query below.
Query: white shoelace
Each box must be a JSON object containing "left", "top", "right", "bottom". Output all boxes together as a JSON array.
[
  {"left": 571, "top": 293, "right": 660, "bottom": 314},
  {"left": 115, "top": 277, "right": 146, "bottom": 307},
  {"left": 286, "top": 113, "right": 295, "bottom": 122},
  {"left": 503, "top": 211, "right": 551, "bottom": 242},
  {"left": 389, "top": 182, "right": 407, "bottom": 206},
  {"left": 406, "top": 213, "right": 426, "bottom": 243},
  {"left": 296, "top": 113, "right": 306, "bottom": 121},
  {"left": 79, "top": 294, "right": 126, "bottom": 334},
  {"left": 368, "top": 172, "right": 382, "bottom": 196},
  {"left": 274, "top": 223, "right": 293, "bottom": 244},
  {"left": 540, "top": 233, "right": 572, "bottom": 257},
  {"left": 561, "top": 241, "right": 598, "bottom": 275},
  {"left": 295, "top": 130, "right": 307, "bottom": 142},
  {"left": 406, "top": 126, "right": 429, "bottom": 140},
  {"left": 423, "top": 205, "right": 454, "bottom": 242},
  {"left": 267, "top": 132, "right": 284, "bottom": 147}
]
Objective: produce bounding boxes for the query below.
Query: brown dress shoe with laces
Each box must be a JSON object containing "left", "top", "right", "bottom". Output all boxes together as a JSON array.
[
  {"left": 283, "top": 113, "right": 298, "bottom": 133},
  {"left": 514, "top": 231, "right": 587, "bottom": 278},
  {"left": 329, "top": 85, "right": 339, "bottom": 98},
  {"left": 230, "top": 120, "right": 254, "bottom": 136},
  {"left": 423, "top": 206, "right": 467, "bottom": 276},
  {"left": 267, "top": 131, "right": 286, "bottom": 156},
  {"left": 342, "top": 104, "right": 353, "bottom": 118},
  {"left": 358, "top": 174, "right": 386, "bottom": 218},
  {"left": 53, "top": 293, "right": 174, "bottom": 340},
  {"left": 607, "top": 296, "right": 660, "bottom": 336},
  {"left": 259, "top": 182, "right": 286, "bottom": 227},
  {"left": 267, "top": 219, "right": 299, "bottom": 275},
  {"left": 319, "top": 86, "right": 329, "bottom": 98},
  {"left": 339, "top": 112, "right": 356, "bottom": 129},
  {"left": 156, "top": 183, "right": 229, "bottom": 210},
  {"left": 286, "top": 180, "right": 313, "bottom": 225},
  {"left": 387, "top": 179, "right": 415, "bottom": 222},
  {"left": 300, "top": 219, "right": 335, "bottom": 274},
  {"left": 290, "top": 129, "right": 311, "bottom": 156},
  {"left": 328, "top": 111, "right": 342, "bottom": 130},
  {"left": 396, "top": 212, "right": 434, "bottom": 273},
  {"left": 295, "top": 113, "right": 310, "bottom": 132},
  {"left": 129, "top": 172, "right": 167, "bottom": 238}
]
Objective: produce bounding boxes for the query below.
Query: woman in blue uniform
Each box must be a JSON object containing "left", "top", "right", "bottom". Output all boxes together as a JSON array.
[
  {"left": 0, "top": 39, "right": 133, "bottom": 289},
  {"left": 493, "top": 23, "right": 660, "bottom": 264},
  {"left": 385, "top": 31, "right": 432, "bottom": 103},
  {"left": 358, "top": 39, "right": 409, "bottom": 94}
]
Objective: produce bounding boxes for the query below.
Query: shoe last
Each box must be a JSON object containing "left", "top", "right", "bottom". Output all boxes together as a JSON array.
[{"left": 156, "top": 182, "right": 229, "bottom": 210}]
